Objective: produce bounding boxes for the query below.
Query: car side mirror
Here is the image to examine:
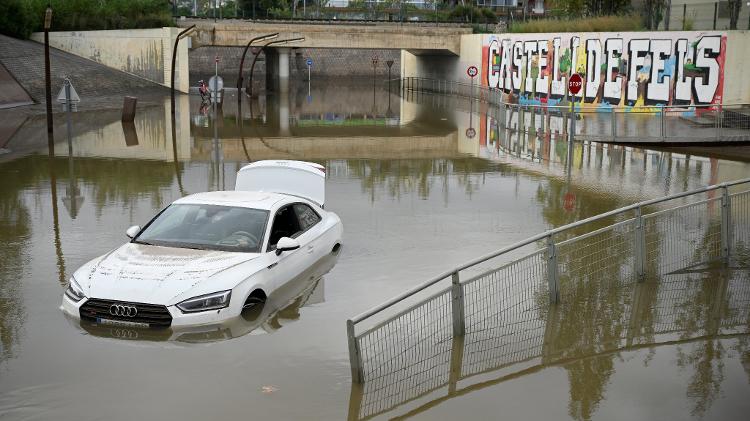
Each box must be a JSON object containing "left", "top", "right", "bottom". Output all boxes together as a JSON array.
[
  {"left": 275, "top": 237, "right": 300, "bottom": 255},
  {"left": 126, "top": 225, "right": 141, "bottom": 239}
]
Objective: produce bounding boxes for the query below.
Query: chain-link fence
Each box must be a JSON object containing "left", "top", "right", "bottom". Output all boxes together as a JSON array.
[
  {"left": 663, "top": 2, "right": 750, "bottom": 31},
  {"left": 346, "top": 181, "right": 750, "bottom": 420}
]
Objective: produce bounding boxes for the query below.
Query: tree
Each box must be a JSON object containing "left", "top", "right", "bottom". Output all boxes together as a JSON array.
[{"left": 642, "top": 0, "right": 665, "bottom": 30}]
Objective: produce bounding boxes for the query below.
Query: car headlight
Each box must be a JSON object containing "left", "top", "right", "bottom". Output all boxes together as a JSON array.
[
  {"left": 65, "top": 277, "right": 86, "bottom": 302},
  {"left": 176, "top": 290, "right": 232, "bottom": 313}
]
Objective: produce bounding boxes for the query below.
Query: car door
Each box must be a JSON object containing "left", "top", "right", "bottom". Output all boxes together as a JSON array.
[
  {"left": 292, "top": 203, "right": 325, "bottom": 263},
  {"left": 265, "top": 204, "right": 312, "bottom": 291}
]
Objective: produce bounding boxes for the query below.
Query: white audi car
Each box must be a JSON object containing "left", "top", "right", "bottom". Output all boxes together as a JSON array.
[{"left": 61, "top": 160, "right": 343, "bottom": 329}]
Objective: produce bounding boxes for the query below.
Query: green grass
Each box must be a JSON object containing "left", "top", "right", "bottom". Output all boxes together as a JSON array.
[
  {"left": 1, "top": 0, "right": 174, "bottom": 39},
  {"left": 510, "top": 14, "right": 643, "bottom": 33}
]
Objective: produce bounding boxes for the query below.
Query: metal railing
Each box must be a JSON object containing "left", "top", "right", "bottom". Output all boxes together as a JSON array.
[
  {"left": 400, "top": 77, "right": 750, "bottom": 143},
  {"left": 348, "top": 266, "right": 750, "bottom": 420},
  {"left": 346, "top": 177, "right": 750, "bottom": 387}
]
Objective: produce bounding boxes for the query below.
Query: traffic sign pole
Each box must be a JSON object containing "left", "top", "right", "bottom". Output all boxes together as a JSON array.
[
  {"left": 306, "top": 58, "right": 312, "bottom": 99},
  {"left": 568, "top": 73, "right": 583, "bottom": 143}
]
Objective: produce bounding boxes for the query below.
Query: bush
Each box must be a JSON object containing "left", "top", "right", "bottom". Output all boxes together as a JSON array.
[
  {"left": 509, "top": 14, "right": 643, "bottom": 33},
  {"left": 0, "top": 0, "right": 35, "bottom": 39},
  {"left": 2, "top": 0, "right": 174, "bottom": 39},
  {"left": 448, "top": 5, "right": 497, "bottom": 23}
]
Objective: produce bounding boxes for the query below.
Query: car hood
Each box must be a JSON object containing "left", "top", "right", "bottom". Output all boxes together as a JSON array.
[{"left": 80, "top": 243, "right": 259, "bottom": 305}]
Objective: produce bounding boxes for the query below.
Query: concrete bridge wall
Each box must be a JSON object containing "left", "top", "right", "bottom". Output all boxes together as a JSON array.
[
  {"left": 184, "top": 20, "right": 470, "bottom": 55},
  {"left": 30, "top": 28, "right": 190, "bottom": 93}
]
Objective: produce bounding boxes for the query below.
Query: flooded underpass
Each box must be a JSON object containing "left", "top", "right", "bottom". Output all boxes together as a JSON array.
[{"left": 1, "top": 81, "right": 749, "bottom": 420}]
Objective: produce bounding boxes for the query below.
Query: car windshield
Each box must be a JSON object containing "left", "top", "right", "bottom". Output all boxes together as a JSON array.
[{"left": 134, "top": 204, "right": 269, "bottom": 253}]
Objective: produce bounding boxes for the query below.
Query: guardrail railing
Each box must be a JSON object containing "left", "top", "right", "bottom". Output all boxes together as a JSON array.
[
  {"left": 399, "top": 77, "right": 750, "bottom": 143},
  {"left": 346, "top": 177, "right": 750, "bottom": 385}
]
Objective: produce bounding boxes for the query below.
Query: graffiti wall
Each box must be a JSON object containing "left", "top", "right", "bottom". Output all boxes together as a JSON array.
[{"left": 482, "top": 32, "right": 727, "bottom": 108}]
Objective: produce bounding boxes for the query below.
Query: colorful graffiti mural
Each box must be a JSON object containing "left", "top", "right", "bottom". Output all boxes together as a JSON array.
[{"left": 482, "top": 32, "right": 727, "bottom": 109}]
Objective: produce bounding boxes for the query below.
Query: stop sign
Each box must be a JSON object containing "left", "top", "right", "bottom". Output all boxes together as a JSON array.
[{"left": 569, "top": 73, "right": 583, "bottom": 95}]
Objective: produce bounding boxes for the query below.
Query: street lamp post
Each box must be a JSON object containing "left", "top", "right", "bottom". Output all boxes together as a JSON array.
[
  {"left": 247, "top": 37, "right": 305, "bottom": 98},
  {"left": 237, "top": 33, "right": 279, "bottom": 93},
  {"left": 44, "top": 5, "right": 53, "bottom": 154}
]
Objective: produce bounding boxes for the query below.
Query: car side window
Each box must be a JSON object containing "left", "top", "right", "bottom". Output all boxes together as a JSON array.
[
  {"left": 293, "top": 204, "right": 321, "bottom": 231},
  {"left": 267, "top": 205, "right": 302, "bottom": 250}
]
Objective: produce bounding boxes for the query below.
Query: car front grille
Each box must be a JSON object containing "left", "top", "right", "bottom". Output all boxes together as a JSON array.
[{"left": 80, "top": 299, "right": 173, "bottom": 328}]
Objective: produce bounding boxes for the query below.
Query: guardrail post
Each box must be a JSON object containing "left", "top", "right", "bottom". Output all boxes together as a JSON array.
[
  {"left": 721, "top": 185, "right": 732, "bottom": 260},
  {"left": 660, "top": 105, "right": 666, "bottom": 139},
  {"left": 717, "top": 105, "right": 723, "bottom": 141},
  {"left": 635, "top": 206, "right": 646, "bottom": 280},
  {"left": 451, "top": 271, "right": 465, "bottom": 337},
  {"left": 611, "top": 110, "right": 617, "bottom": 141},
  {"left": 546, "top": 235, "right": 559, "bottom": 304},
  {"left": 346, "top": 320, "right": 364, "bottom": 384}
]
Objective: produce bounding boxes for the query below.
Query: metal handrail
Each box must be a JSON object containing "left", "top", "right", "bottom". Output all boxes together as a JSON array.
[
  {"left": 349, "top": 177, "right": 750, "bottom": 325},
  {"left": 401, "top": 76, "right": 750, "bottom": 112}
]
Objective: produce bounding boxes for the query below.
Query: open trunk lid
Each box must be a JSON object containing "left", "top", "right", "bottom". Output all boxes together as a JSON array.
[{"left": 235, "top": 160, "right": 326, "bottom": 206}]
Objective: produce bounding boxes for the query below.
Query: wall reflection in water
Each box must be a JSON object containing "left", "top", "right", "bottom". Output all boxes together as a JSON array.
[{"left": 348, "top": 263, "right": 750, "bottom": 421}]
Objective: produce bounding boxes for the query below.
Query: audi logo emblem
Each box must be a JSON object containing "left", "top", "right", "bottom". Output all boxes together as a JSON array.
[{"left": 109, "top": 304, "right": 138, "bottom": 317}]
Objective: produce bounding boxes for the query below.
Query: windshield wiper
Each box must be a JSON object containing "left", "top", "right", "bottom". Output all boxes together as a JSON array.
[{"left": 132, "top": 240, "right": 154, "bottom": 246}]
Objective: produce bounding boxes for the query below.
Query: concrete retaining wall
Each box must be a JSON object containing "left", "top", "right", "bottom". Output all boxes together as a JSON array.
[
  {"left": 403, "top": 30, "right": 750, "bottom": 105},
  {"left": 30, "top": 28, "right": 190, "bottom": 93},
  {"left": 477, "top": 30, "right": 750, "bottom": 106},
  {"left": 189, "top": 46, "right": 400, "bottom": 87}
]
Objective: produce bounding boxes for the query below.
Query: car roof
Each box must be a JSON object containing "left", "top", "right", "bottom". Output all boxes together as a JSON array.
[{"left": 173, "top": 191, "right": 289, "bottom": 210}]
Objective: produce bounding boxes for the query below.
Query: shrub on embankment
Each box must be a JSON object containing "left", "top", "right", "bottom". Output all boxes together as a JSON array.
[
  {"left": 0, "top": 0, "right": 174, "bottom": 39},
  {"left": 510, "top": 14, "right": 644, "bottom": 33}
]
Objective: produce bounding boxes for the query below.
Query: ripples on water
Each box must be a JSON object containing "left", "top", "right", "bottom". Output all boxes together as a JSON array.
[{"left": 0, "top": 82, "right": 748, "bottom": 420}]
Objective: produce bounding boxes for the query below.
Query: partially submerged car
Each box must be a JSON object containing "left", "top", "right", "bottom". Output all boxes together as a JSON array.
[
  {"left": 71, "top": 251, "right": 338, "bottom": 343},
  {"left": 61, "top": 160, "right": 342, "bottom": 329}
]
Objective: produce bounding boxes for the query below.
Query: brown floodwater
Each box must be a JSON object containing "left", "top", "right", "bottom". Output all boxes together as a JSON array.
[{"left": 0, "top": 81, "right": 749, "bottom": 420}]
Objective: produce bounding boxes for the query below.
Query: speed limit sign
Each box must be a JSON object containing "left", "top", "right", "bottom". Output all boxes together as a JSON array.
[{"left": 467, "top": 66, "right": 478, "bottom": 78}]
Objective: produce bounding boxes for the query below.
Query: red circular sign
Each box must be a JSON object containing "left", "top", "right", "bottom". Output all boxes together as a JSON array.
[
  {"left": 569, "top": 73, "right": 583, "bottom": 95},
  {"left": 467, "top": 66, "right": 478, "bottom": 78},
  {"left": 563, "top": 192, "right": 576, "bottom": 212}
]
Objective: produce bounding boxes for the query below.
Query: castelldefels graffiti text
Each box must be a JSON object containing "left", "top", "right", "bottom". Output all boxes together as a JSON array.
[{"left": 482, "top": 32, "right": 726, "bottom": 107}]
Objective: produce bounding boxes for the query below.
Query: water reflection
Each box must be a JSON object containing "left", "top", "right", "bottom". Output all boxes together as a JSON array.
[
  {"left": 0, "top": 80, "right": 748, "bottom": 417},
  {"left": 349, "top": 264, "right": 750, "bottom": 421}
]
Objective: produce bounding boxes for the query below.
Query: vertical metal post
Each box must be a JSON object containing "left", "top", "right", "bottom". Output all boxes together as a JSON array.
[
  {"left": 635, "top": 206, "right": 646, "bottom": 280},
  {"left": 721, "top": 185, "right": 732, "bottom": 260},
  {"left": 64, "top": 79, "right": 72, "bottom": 148},
  {"left": 546, "top": 235, "right": 559, "bottom": 304},
  {"left": 713, "top": 2, "right": 718, "bottom": 30},
  {"left": 44, "top": 8, "right": 53, "bottom": 155},
  {"left": 660, "top": 105, "right": 666, "bottom": 139},
  {"left": 569, "top": 93, "right": 576, "bottom": 143},
  {"left": 682, "top": 4, "right": 687, "bottom": 30},
  {"left": 611, "top": 109, "right": 617, "bottom": 140},
  {"left": 665, "top": 0, "right": 671, "bottom": 30},
  {"left": 346, "top": 320, "right": 363, "bottom": 384},
  {"left": 717, "top": 104, "right": 723, "bottom": 140},
  {"left": 451, "top": 271, "right": 465, "bottom": 338}
]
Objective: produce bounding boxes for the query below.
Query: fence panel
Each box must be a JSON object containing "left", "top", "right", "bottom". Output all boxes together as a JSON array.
[
  {"left": 731, "top": 189, "right": 750, "bottom": 259},
  {"left": 643, "top": 198, "right": 723, "bottom": 276},
  {"left": 556, "top": 219, "right": 638, "bottom": 303},
  {"left": 460, "top": 249, "right": 548, "bottom": 377},
  {"left": 356, "top": 288, "right": 453, "bottom": 418}
]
